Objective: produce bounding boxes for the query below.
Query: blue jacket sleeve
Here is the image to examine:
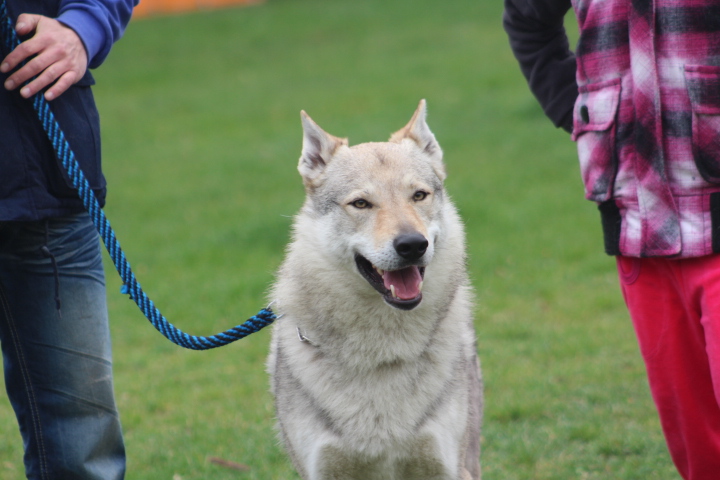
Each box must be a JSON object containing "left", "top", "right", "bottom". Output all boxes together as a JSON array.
[
  {"left": 57, "top": 0, "right": 138, "bottom": 69},
  {"left": 503, "top": 0, "right": 577, "bottom": 132}
]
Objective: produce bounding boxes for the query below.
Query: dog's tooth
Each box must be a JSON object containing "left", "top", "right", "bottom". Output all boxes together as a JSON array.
[
  {"left": 390, "top": 284, "right": 397, "bottom": 299},
  {"left": 418, "top": 281, "right": 424, "bottom": 293},
  {"left": 375, "top": 266, "right": 384, "bottom": 276}
]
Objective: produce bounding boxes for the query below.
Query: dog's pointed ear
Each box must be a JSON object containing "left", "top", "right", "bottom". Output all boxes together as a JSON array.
[
  {"left": 299, "top": 111, "right": 348, "bottom": 188},
  {"left": 389, "top": 99, "right": 445, "bottom": 181}
]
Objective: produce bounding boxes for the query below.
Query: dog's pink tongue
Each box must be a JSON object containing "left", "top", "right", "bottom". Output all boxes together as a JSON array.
[{"left": 383, "top": 266, "right": 422, "bottom": 300}]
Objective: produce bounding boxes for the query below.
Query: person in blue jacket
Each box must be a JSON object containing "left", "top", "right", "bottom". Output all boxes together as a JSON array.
[{"left": 0, "top": 1, "right": 136, "bottom": 478}]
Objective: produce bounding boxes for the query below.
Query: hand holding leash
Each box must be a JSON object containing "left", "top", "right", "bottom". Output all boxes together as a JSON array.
[
  {"left": 1, "top": 13, "right": 87, "bottom": 100},
  {"left": 0, "top": 0, "right": 277, "bottom": 350}
]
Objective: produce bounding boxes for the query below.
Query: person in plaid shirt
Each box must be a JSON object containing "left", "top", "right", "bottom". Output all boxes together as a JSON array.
[{"left": 504, "top": 0, "right": 720, "bottom": 478}]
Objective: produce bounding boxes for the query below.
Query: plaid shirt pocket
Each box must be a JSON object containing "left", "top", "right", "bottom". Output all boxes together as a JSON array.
[
  {"left": 572, "top": 78, "right": 622, "bottom": 202},
  {"left": 686, "top": 65, "right": 720, "bottom": 184}
]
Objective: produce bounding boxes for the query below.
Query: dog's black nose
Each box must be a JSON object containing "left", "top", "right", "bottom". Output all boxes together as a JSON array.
[{"left": 393, "top": 233, "right": 428, "bottom": 261}]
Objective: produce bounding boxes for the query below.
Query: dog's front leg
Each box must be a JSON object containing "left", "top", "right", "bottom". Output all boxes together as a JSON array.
[{"left": 309, "top": 441, "right": 399, "bottom": 480}]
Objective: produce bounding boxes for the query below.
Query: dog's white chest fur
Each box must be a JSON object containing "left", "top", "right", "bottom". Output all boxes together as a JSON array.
[{"left": 267, "top": 101, "right": 482, "bottom": 480}]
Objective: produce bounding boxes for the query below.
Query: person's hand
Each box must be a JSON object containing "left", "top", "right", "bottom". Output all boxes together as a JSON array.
[{"left": 1, "top": 14, "right": 88, "bottom": 101}]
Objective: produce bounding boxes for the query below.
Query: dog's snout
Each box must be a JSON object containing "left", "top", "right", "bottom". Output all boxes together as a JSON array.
[{"left": 393, "top": 233, "right": 428, "bottom": 261}]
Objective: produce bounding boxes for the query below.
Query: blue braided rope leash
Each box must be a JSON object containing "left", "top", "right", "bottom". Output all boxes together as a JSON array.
[{"left": 0, "top": 2, "right": 276, "bottom": 350}]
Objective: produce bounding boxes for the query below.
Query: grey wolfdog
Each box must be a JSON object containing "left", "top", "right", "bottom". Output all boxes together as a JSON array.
[{"left": 267, "top": 100, "right": 482, "bottom": 480}]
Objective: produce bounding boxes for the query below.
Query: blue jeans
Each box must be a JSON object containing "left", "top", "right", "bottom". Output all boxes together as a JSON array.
[{"left": 0, "top": 212, "right": 125, "bottom": 479}]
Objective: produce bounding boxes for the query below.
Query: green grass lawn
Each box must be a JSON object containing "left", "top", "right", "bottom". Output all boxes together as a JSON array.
[{"left": 0, "top": 0, "right": 678, "bottom": 478}]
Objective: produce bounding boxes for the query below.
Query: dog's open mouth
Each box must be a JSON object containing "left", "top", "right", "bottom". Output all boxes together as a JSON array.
[{"left": 355, "top": 255, "right": 425, "bottom": 310}]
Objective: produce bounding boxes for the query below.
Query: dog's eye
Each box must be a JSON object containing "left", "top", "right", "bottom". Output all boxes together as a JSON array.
[
  {"left": 350, "top": 199, "right": 372, "bottom": 209},
  {"left": 413, "top": 191, "right": 429, "bottom": 202}
]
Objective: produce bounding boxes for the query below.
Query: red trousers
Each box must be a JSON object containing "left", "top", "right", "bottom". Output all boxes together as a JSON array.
[{"left": 617, "top": 255, "right": 720, "bottom": 480}]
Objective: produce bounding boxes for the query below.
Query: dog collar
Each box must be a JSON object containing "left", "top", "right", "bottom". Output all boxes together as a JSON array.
[{"left": 296, "top": 327, "right": 318, "bottom": 347}]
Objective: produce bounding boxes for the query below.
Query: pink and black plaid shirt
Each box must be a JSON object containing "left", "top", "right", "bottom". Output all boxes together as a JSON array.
[{"left": 505, "top": 0, "right": 720, "bottom": 258}]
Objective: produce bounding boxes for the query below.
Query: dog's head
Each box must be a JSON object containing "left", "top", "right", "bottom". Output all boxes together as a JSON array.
[{"left": 296, "top": 100, "right": 447, "bottom": 311}]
